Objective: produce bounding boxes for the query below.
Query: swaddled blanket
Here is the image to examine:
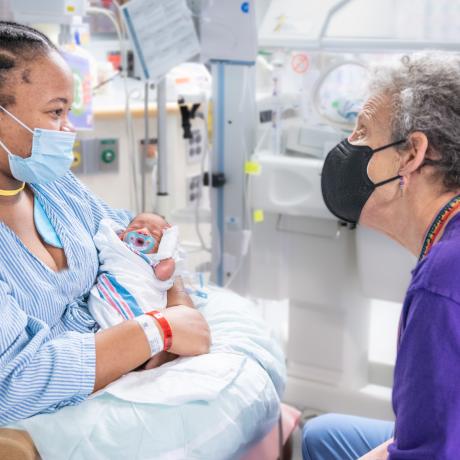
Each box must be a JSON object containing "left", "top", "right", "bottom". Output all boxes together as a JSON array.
[
  {"left": 14, "top": 287, "right": 286, "bottom": 460},
  {"left": 88, "top": 219, "right": 183, "bottom": 328}
]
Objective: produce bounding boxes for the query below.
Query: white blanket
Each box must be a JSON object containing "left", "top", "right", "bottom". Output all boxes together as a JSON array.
[
  {"left": 88, "top": 219, "right": 181, "bottom": 328},
  {"left": 16, "top": 287, "right": 286, "bottom": 460}
]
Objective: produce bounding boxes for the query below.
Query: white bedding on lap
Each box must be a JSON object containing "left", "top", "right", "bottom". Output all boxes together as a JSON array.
[
  {"left": 15, "top": 287, "right": 286, "bottom": 460},
  {"left": 99, "top": 352, "right": 247, "bottom": 405}
]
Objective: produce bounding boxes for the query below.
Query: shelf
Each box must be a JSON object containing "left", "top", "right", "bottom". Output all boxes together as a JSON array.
[{"left": 259, "top": 37, "right": 460, "bottom": 53}]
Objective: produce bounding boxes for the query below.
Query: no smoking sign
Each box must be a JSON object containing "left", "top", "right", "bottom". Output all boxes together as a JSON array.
[{"left": 291, "top": 53, "right": 309, "bottom": 74}]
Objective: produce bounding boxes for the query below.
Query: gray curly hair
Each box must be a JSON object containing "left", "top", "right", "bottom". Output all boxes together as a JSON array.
[{"left": 367, "top": 51, "right": 460, "bottom": 191}]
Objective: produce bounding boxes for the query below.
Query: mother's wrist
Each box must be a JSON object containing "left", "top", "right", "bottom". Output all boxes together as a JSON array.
[
  {"left": 146, "top": 310, "right": 173, "bottom": 351},
  {"left": 134, "top": 314, "right": 164, "bottom": 356}
]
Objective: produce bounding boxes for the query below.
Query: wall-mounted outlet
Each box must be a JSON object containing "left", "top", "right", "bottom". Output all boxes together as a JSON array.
[
  {"left": 186, "top": 174, "right": 202, "bottom": 206},
  {"left": 186, "top": 127, "right": 204, "bottom": 164},
  {"left": 71, "top": 139, "right": 84, "bottom": 174},
  {"left": 71, "top": 138, "right": 119, "bottom": 175}
]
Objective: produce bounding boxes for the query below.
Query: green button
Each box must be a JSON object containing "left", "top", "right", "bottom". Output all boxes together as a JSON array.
[{"left": 101, "top": 149, "right": 115, "bottom": 163}]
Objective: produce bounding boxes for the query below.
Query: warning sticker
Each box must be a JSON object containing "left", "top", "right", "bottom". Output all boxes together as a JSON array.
[{"left": 291, "top": 53, "right": 309, "bottom": 74}]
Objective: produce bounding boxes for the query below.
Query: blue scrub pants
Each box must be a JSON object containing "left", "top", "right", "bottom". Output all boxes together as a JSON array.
[{"left": 302, "top": 414, "right": 394, "bottom": 460}]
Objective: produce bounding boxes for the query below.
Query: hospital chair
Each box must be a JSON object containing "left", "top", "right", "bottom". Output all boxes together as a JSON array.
[
  {"left": 0, "top": 404, "right": 301, "bottom": 460},
  {"left": 0, "top": 428, "right": 39, "bottom": 460}
]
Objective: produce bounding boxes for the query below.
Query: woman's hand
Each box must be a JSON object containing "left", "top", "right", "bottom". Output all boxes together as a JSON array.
[
  {"left": 93, "top": 305, "right": 209, "bottom": 392},
  {"left": 163, "top": 305, "right": 211, "bottom": 356},
  {"left": 143, "top": 351, "right": 178, "bottom": 370},
  {"left": 167, "top": 277, "right": 194, "bottom": 309}
]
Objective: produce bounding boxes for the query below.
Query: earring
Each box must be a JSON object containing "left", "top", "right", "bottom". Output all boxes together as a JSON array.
[{"left": 399, "top": 176, "right": 405, "bottom": 196}]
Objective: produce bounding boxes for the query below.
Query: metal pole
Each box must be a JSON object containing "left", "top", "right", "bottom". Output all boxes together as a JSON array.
[
  {"left": 156, "top": 77, "right": 169, "bottom": 218},
  {"left": 142, "top": 81, "right": 149, "bottom": 212},
  {"left": 211, "top": 61, "right": 226, "bottom": 287}
]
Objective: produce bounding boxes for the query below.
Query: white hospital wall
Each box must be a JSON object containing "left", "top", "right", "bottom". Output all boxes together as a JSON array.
[{"left": 77, "top": 103, "right": 183, "bottom": 212}]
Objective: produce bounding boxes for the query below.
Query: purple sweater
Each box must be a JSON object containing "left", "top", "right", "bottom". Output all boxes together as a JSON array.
[{"left": 388, "top": 213, "right": 460, "bottom": 459}]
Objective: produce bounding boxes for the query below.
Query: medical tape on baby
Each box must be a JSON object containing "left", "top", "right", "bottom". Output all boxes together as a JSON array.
[
  {"left": 134, "top": 314, "right": 164, "bottom": 356},
  {"left": 155, "top": 226, "right": 179, "bottom": 260}
]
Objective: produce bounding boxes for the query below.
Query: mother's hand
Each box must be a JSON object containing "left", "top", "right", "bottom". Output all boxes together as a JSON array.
[
  {"left": 94, "top": 305, "right": 210, "bottom": 391},
  {"left": 143, "top": 351, "right": 178, "bottom": 370},
  {"left": 163, "top": 305, "right": 211, "bottom": 356}
]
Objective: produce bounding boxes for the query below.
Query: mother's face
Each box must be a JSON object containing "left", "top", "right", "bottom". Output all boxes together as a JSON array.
[{"left": 0, "top": 51, "right": 74, "bottom": 174}]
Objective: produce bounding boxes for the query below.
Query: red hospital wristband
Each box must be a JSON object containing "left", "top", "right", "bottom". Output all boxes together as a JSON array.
[{"left": 146, "top": 310, "right": 173, "bottom": 351}]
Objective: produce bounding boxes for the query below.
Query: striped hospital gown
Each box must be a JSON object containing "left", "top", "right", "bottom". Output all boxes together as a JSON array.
[{"left": 0, "top": 172, "right": 132, "bottom": 426}]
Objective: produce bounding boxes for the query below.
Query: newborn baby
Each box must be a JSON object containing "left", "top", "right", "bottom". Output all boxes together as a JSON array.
[
  {"left": 119, "top": 214, "right": 175, "bottom": 281},
  {"left": 88, "top": 213, "right": 183, "bottom": 329}
]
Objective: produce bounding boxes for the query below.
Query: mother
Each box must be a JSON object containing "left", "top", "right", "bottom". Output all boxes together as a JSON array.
[
  {"left": 0, "top": 20, "right": 210, "bottom": 432},
  {"left": 304, "top": 52, "right": 460, "bottom": 459}
]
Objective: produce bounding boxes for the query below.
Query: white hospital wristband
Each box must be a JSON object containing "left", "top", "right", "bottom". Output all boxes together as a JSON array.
[{"left": 135, "top": 314, "right": 163, "bottom": 356}]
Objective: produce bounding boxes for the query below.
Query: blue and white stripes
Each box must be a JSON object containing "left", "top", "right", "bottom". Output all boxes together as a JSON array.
[
  {"left": 0, "top": 172, "right": 132, "bottom": 426},
  {"left": 96, "top": 273, "right": 144, "bottom": 320}
]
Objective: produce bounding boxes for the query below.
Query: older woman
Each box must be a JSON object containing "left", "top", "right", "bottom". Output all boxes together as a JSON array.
[
  {"left": 303, "top": 52, "right": 460, "bottom": 459},
  {"left": 0, "top": 21, "right": 210, "bottom": 426}
]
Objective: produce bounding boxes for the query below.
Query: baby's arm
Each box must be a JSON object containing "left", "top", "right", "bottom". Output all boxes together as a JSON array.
[{"left": 154, "top": 258, "right": 176, "bottom": 281}]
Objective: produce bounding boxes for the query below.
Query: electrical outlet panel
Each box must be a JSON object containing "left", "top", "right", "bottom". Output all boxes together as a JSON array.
[
  {"left": 71, "top": 139, "right": 84, "bottom": 174},
  {"left": 71, "top": 138, "right": 119, "bottom": 175},
  {"left": 186, "top": 127, "right": 205, "bottom": 164},
  {"left": 98, "top": 139, "right": 119, "bottom": 173},
  {"left": 186, "top": 174, "right": 202, "bottom": 206}
]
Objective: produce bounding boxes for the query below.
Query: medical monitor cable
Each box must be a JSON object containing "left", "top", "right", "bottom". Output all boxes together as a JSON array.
[
  {"left": 108, "top": 0, "right": 143, "bottom": 213},
  {"left": 87, "top": 4, "right": 140, "bottom": 213}
]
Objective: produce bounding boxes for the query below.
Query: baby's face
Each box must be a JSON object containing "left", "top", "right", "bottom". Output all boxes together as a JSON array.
[{"left": 120, "top": 214, "right": 170, "bottom": 254}]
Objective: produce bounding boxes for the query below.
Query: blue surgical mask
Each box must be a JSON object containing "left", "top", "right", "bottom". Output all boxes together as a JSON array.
[{"left": 0, "top": 105, "right": 76, "bottom": 184}]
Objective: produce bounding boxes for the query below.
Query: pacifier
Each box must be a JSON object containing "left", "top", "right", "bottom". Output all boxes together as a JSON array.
[{"left": 123, "top": 229, "right": 156, "bottom": 254}]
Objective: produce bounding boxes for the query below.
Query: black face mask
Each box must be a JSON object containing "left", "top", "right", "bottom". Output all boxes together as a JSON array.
[{"left": 321, "top": 138, "right": 406, "bottom": 224}]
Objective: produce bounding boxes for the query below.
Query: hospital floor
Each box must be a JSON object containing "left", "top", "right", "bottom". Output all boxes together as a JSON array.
[
  {"left": 288, "top": 408, "right": 320, "bottom": 460},
  {"left": 291, "top": 425, "right": 303, "bottom": 460}
]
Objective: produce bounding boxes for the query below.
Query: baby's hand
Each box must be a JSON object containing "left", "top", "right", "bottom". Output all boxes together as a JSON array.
[{"left": 154, "top": 258, "right": 176, "bottom": 281}]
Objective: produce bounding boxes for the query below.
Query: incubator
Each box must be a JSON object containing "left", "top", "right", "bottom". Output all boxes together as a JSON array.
[{"left": 208, "top": 0, "right": 459, "bottom": 420}]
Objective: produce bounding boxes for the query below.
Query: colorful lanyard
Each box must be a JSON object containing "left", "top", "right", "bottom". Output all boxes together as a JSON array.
[{"left": 419, "top": 194, "right": 460, "bottom": 261}]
